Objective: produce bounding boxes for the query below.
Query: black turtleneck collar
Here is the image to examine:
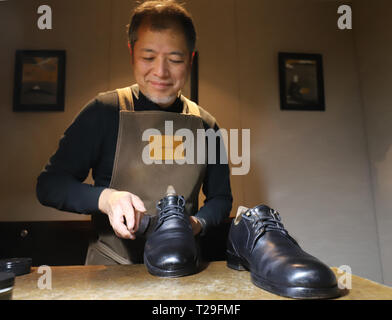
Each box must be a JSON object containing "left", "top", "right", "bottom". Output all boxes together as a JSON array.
[{"left": 132, "top": 90, "right": 184, "bottom": 113}]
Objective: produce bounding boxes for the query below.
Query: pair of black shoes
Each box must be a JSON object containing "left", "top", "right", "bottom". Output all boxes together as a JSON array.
[{"left": 143, "top": 191, "right": 340, "bottom": 299}]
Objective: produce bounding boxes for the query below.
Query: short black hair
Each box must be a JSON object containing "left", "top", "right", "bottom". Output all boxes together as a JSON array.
[{"left": 128, "top": 0, "right": 196, "bottom": 55}]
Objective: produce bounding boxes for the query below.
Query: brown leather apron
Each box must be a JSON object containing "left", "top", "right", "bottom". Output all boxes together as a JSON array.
[{"left": 85, "top": 84, "right": 208, "bottom": 265}]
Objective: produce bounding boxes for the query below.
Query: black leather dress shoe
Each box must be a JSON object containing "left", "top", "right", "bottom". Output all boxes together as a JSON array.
[
  {"left": 227, "top": 205, "right": 341, "bottom": 299},
  {"left": 144, "top": 194, "right": 199, "bottom": 277}
]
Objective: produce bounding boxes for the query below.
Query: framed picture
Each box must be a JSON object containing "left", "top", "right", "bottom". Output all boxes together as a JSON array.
[
  {"left": 278, "top": 52, "right": 325, "bottom": 111},
  {"left": 13, "top": 50, "right": 66, "bottom": 111}
]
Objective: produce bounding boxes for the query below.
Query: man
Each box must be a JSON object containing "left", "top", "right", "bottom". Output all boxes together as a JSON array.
[{"left": 36, "top": 0, "right": 233, "bottom": 265}]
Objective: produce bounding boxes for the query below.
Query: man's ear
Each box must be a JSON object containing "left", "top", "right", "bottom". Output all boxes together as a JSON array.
[{"left": 190, "top": 51, "right": 195, "bottom": 66}]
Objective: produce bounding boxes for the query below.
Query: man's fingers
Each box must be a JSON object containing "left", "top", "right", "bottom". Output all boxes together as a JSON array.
[
  {"left": 128, "top": 193, "right": 146, "bottom": 233},
  {"left": 121, "top": 201, "right": 136, "bottom": 232},
  {"left": 130, "top": 194, "right": 147, "bottom": 213},
  {"left": 105, "top": 191, "right": 147, "bottom": 239},
  {"left": 114, "top": 221, "right": 133, "bottom": 239},
  {"left": 111, "top": 206, "right": 133, "bottom": 239}
]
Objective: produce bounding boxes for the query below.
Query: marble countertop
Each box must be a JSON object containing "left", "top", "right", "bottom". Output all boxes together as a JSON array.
[{"left": 12, "top": 261, "right": 392, "bottom": 300}]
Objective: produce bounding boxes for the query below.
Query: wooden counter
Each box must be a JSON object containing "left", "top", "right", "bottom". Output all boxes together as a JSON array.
[{"left": 12, "top": 261, "right": 392, "bottom": 300}]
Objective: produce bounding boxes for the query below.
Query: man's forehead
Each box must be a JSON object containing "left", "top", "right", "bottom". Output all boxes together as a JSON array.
[
  {"left": 140, "top": 15, "right": 183, "bottom": 32},
  {"left": 135, "top": 23, "right": 189, "bottom": 54},
  {"left": 137, "top": 18, "right": 187, "bottom": 40}
]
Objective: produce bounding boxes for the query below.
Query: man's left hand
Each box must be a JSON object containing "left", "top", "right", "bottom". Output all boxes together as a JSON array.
[{"left": 189, "top": 216, "right": 202, "bottom": 235}]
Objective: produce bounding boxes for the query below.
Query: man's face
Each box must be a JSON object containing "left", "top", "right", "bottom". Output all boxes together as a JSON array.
[{"left": 131, "top": 22, "right": 192, "bottom": 108}]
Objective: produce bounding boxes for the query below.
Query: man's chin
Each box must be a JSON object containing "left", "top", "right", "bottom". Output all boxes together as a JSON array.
[{"left": 145, "top": 92, "right": 178, "bottom": 107}]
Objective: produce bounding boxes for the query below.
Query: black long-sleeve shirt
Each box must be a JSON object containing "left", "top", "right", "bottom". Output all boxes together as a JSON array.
[{"left": 36, "top": 89, "right": 233, "bottom": 232}]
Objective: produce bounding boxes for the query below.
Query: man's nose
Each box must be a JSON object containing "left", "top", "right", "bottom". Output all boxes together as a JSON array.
[{"left": 153, "top": 57, "right": 169, "bottom": 78}]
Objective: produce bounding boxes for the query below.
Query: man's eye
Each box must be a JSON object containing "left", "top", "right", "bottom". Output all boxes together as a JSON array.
[
  {"left": 170, "top": 60, "right": 184, "bottom": 64},
  {"left": 143, "top": 57, "right": 154, "bottom": 61}
]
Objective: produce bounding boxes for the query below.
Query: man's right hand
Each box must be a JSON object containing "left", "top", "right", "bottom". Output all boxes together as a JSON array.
[{"left": 98, "top": 188, "right": 147, "bottom": 240}]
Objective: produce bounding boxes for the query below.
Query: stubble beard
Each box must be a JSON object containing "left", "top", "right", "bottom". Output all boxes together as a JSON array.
[{"left": 144, "top": 91, "right": 178, "bottom": 107}]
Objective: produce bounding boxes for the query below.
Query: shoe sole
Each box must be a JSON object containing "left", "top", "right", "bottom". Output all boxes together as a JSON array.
[
  {"left": 144, "top": 253, "right": 199, "bottom": 278},
  {"left": 226, "top": 251, "right": 341, "bottom": 300}
]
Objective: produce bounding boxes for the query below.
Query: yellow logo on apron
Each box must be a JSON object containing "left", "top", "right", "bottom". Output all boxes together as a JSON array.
[{"left": 149, "top": 135, "right": 185, "bottom": 160}]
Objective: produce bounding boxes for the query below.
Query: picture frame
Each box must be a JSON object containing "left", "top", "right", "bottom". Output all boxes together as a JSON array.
[
  {"left": 13, "top": 50, "right": 66, "bottom": 112},
  {"left": 278, "top": 52, "right": 325, "bottom": 111}
]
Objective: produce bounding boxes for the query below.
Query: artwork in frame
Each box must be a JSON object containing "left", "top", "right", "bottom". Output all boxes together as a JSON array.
[
  {"left": 278, "top": 52, "right": 325, "bottom": 111},
  {"left": 13, "top": 50, "right": 66, "bottom": 112}
]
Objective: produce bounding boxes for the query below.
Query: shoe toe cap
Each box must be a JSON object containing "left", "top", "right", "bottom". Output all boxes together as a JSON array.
[
  {"left": 145, "top": 240, "right": 197, "bottom": 271},
  {"left": 156, "top": 253, "right": 194, "bottom": 270},
  {"left": 284, "top": 258, "right": 337, "bottom": 288}
]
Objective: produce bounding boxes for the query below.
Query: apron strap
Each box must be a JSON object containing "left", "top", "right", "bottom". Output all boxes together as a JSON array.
[
  {"left": 116, "top": 86, "right": 136, "bottom": 111},
  {"left": 181, "top": 95, "right": 201, "bottom": 117},
  {"left": 89, "top": 240, "right": 132, "bottom": 265},
  {"left": 182, "top": 95, "right": 217, "bottom": 129}
]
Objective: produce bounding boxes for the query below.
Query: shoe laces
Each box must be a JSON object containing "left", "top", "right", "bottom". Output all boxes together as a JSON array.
[
  {"left": 247, "top": 208, "right": 298, "bottom": 248},
  {"left": 155, "top": 195, "right": 187, "bottom": 227},
  {"left": 253, "top": 209, "right": 285, "bottom": 233}
]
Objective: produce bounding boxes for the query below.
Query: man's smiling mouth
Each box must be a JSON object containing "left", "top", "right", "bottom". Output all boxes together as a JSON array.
[{"left": 150, "top": 81, "right": 172, "bottom": 89}]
